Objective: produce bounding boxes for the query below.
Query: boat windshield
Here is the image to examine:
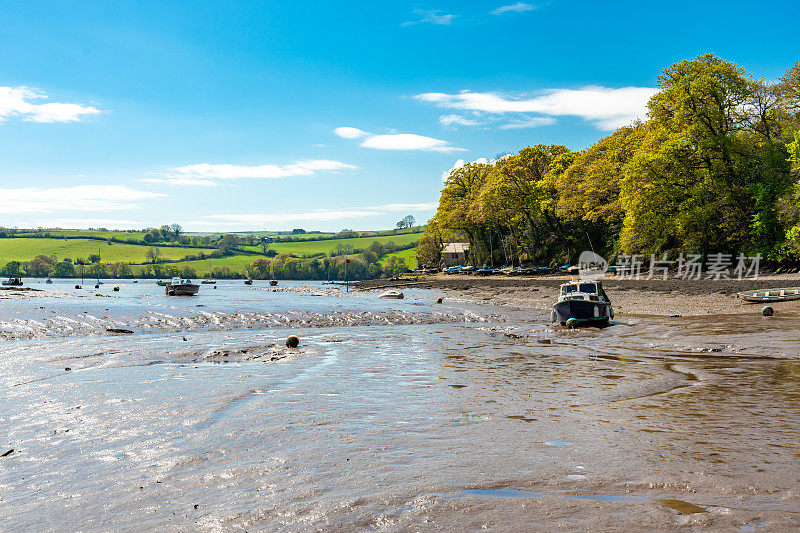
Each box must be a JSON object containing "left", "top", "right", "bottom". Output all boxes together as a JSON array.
[
  {"left": 579, "top": 283, "right": 597, "bottom": 294},
  {"left": 561, "top": 285, "right": 577, "bottom": 294}
]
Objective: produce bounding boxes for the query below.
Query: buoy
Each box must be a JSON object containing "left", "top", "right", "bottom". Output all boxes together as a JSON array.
[
  {"left": 436, "top": 297, "right": 443, "bottom": 304},
  {"left": 762, "top": 306, "right": 774, "bottom": 316},
  {"left": 566, "top": 318, "right": 578, "bottom": 329},
  {"left": 286, "top": 335, "right": 300, "bottom": 348}
]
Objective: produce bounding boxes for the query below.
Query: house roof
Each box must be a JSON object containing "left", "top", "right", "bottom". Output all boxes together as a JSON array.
[{"left": 442, "top": 242, "right": 469, "bottom": 253}]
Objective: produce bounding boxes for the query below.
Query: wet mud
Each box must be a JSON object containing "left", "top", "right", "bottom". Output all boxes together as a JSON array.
[{"left": 1, "top": 279, "right": 799, "bottom": 531}]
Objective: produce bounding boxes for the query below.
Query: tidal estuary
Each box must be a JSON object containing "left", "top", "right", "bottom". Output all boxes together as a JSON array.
[{"left": 1, "top": 280, "right": 799, "bottom": 531}]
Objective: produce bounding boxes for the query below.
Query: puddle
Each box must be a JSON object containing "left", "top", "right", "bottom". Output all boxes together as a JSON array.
[
  {"left": 545, "top": 441, "right": 573, "bottom": 446},
  {"left": 657, "top": 499, "right": 707, "bottom": 514}
]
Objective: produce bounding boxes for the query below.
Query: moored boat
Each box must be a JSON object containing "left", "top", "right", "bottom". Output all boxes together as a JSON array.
[
  {"left": 165, "top": 277, "right": 199, "bottom": 296},
  {"left": 269, "top": 279, "right": 278, "bottom": 286},
  {"left": 737, "top": 287, "right": 800, "bottom": 303},
  {"left": 45, "top": 278, "right": 53, "bottom": 284},
  {"left": 156, "top": 280, "right": 170, "bottom": 286},
  {"left": 551, "top": 280, "right": 613, "bottom": 327},
  {"left": 201, "top": 280, "right": 216, "bottom": 284},
  {"left": 244, "top": 279, "right": 253, "bottom": 285},
  {"left": 2, "top": 276, "right": 23, "bottom": 286}
]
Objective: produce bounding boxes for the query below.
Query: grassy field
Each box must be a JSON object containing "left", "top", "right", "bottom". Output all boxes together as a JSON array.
[
  {"left": 380, "top": 248, "right": 418, "bottom": 270},
  {"left": 266, "top": 232, "right": 420, "bottom": 255},
  {"left": 133, "top": 255, "right": 258, "bottom": 276},
  {"left": 0, "top": 238, "right": 200, "bottom": 264}
]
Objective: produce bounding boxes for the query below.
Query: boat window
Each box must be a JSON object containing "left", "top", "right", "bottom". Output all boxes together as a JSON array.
[
  {"left": 561, "top": 285, "right": 578, "bottom": 294},
  {"left": 579, "top": 283, "right": 597, "bottom": 293}
]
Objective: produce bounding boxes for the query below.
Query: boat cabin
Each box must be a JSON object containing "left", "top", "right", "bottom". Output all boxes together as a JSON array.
[{"left": 558, "top": 281, "right": 609, "bottom": 302}]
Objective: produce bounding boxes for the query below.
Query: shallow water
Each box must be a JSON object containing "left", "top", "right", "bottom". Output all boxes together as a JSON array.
[{"left": 1, "top": 280, "right": 799, "bottom": 531}]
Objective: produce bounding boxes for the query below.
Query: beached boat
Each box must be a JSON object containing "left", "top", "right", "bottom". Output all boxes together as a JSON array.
[
  {"left": 737, "top": 287, "right": 800, "bottom": 303},
  {"left": 2, "top": 276, "right": 23, "bottom": 286},
  {"left": 551, "top": 280, "right": 613, "bottom": 327},
  {"left": 379, "top": 290, "right": 404, "bottom": 299},
  {"left": 165, "top": 277, "right": 199, "bottom": 296}
]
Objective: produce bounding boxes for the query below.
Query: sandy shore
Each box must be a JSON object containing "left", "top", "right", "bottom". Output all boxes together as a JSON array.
[{"left": 354, "top": 273, "right": 800, "bottom": 317}]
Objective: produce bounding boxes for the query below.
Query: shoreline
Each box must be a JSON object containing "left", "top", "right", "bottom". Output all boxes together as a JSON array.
[{"left": 353, "top": 273, "right": 800, "bottom": 317}]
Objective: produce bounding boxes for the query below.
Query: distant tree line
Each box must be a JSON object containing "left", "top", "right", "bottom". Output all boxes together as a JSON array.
[{"left": 418, "top": 55, "right": 800, "bottom": 268}]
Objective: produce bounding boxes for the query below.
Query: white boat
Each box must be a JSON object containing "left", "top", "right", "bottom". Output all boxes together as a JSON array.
[
  {"left": 378, "top": 290, "right": 404, "bottom": 299},
  {"left": 737, "top": 287, "right": 800, "bottom": 303},
  {"left": 551, "top": 280, "right": 613, "bottom": 327}
]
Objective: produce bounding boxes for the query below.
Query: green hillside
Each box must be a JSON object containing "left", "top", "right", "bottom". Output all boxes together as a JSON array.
[{"left": 0, "top": 238, "right": 199, "bottom": 264}]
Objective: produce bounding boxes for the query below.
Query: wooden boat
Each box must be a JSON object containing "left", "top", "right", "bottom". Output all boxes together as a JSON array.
[
  {"left": 551, "top": 280, "right": 613, "bottom": 327},
  {"left": 2, "top": 276, "right": 23, "bottom": 286},
  {"left": 737, "top": 287, "right": 800, "bottom": 303},
  {"left": 378, "top": 290, "right": 404, "bottom": 299},
  {"left": 165, "top": 277, "right": 199, "bottom": 296}
]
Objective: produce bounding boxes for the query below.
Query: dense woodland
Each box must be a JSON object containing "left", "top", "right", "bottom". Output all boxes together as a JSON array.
[{"left": 417, "top": 55, "right": 800, "bottom": 268}]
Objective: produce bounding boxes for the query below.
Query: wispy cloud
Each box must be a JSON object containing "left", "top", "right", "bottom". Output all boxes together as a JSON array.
[
  {"left": 335, "top": 126, "right": 464, "bottom": 153},
  {"left": 402, "top": 9, "right": 457, "bottom": 27},
  {"left": 498, "top": 116, "right": 556, "bottom": 129},
  {"left": 36, "top": 218, "right": 145, "bottom": 229},
  {"left": 0, "top": 86, "right": 102, "bottom": 123},
  {"left": 417, "top": 86, "right": 658, "bottom": 130},
  {"left": 439, "top": 114, "right": 482, "bottom": 127},
  {"left": 194, "top": 202, "right": 438, "bottom": 227},
  {"left": 0, "top": 185, "right": 164, "bottom": 214},
  {"left": 144, "top": 159, "right": 357, "bottom": 186},
  {"left": 490, "top": 2, "right": 535, "bottom": 15}
]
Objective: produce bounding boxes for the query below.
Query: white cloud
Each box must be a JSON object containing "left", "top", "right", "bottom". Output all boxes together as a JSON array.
[
  {"left": 0, "top": 86, "right": 102, "bottom": 123},
  {"left": 498, "top": 116, "right": 556, "bottom": 129},
  {"left": 439, "top": 114, "right": 481, "bottom": 127},
  {"left": 402, "top": 9, "right": 457, "bottom": 26},
  {"left": 194, "top": 202, "right": 438, "bottom": 227},
  {"left": 441, "top": 157, "right": 490, "bottom": 182},
  {"left": 148, "top": 159, "right": 357, "bottom": 186},
  {"left": 0, "top": 185, "right": 164, "bottom": 214},
  {"left": 333, "top": 126, "right": 369, "bottom": 139},
  {"left": 417, "top": 86, "right": 658, "bottom": 130},
  {"left": 335, "top": 126, "right": 464, "bottom": 153},
  {"left": 361, "top": 133, "right": 465, "bottom": 153},
  {"left": 491, "top": 2, "right": 535, "bottom": 15}
]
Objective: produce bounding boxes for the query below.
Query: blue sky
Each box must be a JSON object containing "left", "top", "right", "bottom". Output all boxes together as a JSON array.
[{"left": 1, "top": 0, "right": 798, "bottom": 232}]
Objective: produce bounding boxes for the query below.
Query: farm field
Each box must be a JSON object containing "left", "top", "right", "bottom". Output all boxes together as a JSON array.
[
  {"left": 380, "top": 248, "right": 418, "bottom": 270},
  {"left": 134, "top": 255, "right": 258, "bottom": 277},
  {"left": 0, "top": 238, "right": 201, "bottom": 265},
  {"left": 266, "top": 232, "right": 420, "bottom": 255}
]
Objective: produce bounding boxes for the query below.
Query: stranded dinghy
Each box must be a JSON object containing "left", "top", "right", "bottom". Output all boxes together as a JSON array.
[{"left": 552, "top": 280, "right": 614, "bottom": 328}]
